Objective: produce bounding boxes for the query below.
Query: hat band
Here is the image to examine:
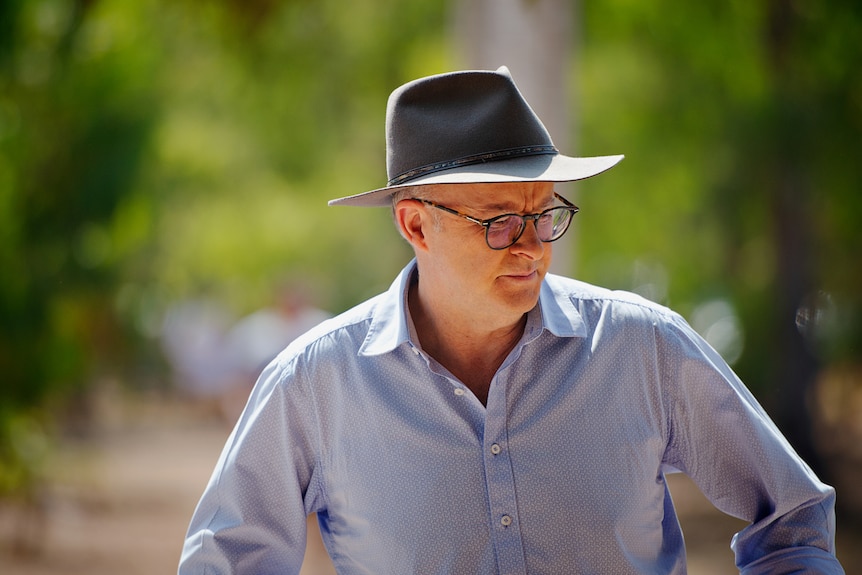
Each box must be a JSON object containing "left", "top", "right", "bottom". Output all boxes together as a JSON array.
[{"left": 388, "top": 145, "right": 559, "bottom": 186}]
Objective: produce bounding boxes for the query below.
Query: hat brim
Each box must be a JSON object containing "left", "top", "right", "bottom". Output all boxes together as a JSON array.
[{"left": 328, "top": 153, "right": 625, "bottom": 207}]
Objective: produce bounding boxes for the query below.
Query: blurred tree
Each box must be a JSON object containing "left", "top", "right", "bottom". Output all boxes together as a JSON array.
[
  {"left": 1, "top": 0, "right": 451, "bottom": 501},
  {"left": 0, "top": 0, "right": 160, "bottom": 497},
  {"left": 731, "top": 0, "right": 862, "bottom": 475},
  {"left": 578, "top": 0, "right": 862, "bottom": 479},
  {"left": 122, "top": 0, "right": 449, "bottom": 319},
  {"left": 1, "top": 0, "right": 859, "bottom": 520},
  {"left": 454, "top": 0, "right": 576, "bottom": 276}
]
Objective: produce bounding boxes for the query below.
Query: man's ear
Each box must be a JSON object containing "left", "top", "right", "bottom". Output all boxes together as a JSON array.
[{"left": 394, "top": 199, "right": 430, "bottom": 251}]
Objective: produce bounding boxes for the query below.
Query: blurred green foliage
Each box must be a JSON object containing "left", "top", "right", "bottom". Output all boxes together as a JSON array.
[
  {"left": 1, "top": 0, "right": 860, "bottom": 496},
  {"left": 579, "top": 1, "right": 862, "bottom": 352},
  {"left": 577, "top": 0, "right": 862, "bottom": 472},
  {"left": 0, "top": 0, "right": 448, "bottom": 495}
]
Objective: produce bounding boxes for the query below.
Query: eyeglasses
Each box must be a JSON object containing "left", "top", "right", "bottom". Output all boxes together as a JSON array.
[{"left": 417, "top": 192, "right": 579, "bottom": 250}]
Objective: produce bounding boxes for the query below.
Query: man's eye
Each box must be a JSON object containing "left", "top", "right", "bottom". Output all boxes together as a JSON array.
[{"left": 489, "top": 215, "right": 516, "bottom": 228}]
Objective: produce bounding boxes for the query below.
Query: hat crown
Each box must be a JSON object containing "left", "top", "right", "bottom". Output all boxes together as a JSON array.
[
  {"left": 327, "top": 66, "right": 623, "bottom": 207},
  {"left": 385, "top": 67, "right": 557, "bottom": 186}
]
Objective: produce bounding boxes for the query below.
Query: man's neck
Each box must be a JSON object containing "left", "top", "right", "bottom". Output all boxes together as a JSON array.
[{"left": 407, "top": 277, "right": 526, "bottom": 405}]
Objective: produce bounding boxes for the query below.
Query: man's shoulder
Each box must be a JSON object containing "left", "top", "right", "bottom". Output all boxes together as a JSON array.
[
  {"left": 274, "top": 292, "right": 385, "bottom": 361},
  {"left": 545, "top": 273, "right": 678, "bottom": 321}
]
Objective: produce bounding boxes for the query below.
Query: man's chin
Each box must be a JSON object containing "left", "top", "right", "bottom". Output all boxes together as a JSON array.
[{"left": 502, "top": 288, "right": 542, "bottom": 316}]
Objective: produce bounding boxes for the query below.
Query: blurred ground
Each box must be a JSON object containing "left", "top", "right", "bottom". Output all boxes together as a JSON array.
[{"left": 0, "top": 388, "right": 859, "bottom": 574}]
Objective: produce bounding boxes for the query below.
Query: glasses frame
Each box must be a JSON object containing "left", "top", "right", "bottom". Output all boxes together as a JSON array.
[{"left": 417, "top": 192, "right": 580, "bottom": 250}]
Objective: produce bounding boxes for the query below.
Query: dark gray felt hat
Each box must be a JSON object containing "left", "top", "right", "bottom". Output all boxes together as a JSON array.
[{"left": 328, "top": 66, "right": 624, "bottom": 207}]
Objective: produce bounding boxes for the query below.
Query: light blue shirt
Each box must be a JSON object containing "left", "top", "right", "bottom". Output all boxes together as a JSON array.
[{"left": 179, "top": 260, "right": 843, "bottom": 574}]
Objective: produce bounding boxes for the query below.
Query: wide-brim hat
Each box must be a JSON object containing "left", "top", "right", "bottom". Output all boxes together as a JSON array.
[{"left": 328, "top": 66, "right": 623, "bottom": 207}]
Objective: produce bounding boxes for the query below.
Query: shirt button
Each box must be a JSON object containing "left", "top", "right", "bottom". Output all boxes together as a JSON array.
[
  {"left": 490, "top": 443, "right": 501, "bottom": 455},
  {"left": 454, "top": 388, "right": 465, "bottom": 396},
  {"left": 501, "top": 515, "right": 512, "bottom": 527}
]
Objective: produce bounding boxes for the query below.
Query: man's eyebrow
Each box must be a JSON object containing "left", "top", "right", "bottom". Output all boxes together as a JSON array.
[
  {"left": 476, "top": 200, "right": 556, "bottom": 213},
  {"left": 481, "top": 203, "right": 513, "bottom": 212}
]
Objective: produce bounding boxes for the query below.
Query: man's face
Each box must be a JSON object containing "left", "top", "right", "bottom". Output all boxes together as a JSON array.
[{"left": 417, "top": 181, "right": 557, "bottom": 327}]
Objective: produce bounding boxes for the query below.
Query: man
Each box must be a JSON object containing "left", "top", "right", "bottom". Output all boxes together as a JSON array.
[{"left": 179, "top": 67, "right": 844, "bottom": 573}]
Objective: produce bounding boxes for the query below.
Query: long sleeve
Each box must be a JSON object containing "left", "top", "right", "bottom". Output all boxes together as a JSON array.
[
  {"left": 178, "top": 356, "right": 322, "bottom": 575},
  {"left": 178, "top": 266, "right": 846, "bottom": 574},
  {"left": 658, "top": 313, "right": 843, "bottom": 574}
]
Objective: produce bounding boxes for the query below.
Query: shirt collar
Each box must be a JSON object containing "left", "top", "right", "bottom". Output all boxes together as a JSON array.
[
  {"left": 359, "top": 261, "right": 586, "bottom": 357},
  {"left": 359, "top": 260, "right": 416, "bottom": 356},
  {"left": 539, "top": 274, "right": 588, "bottom": 338}
]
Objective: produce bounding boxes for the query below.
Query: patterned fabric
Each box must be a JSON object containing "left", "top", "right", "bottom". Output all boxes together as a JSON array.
[{"left": 179, "top": 260, "right": 843, "bottom": 574}]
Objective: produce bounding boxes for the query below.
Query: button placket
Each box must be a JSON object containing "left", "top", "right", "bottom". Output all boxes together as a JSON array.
[{"left": 482, "top": 371, "right": 528, "bottom": 572}]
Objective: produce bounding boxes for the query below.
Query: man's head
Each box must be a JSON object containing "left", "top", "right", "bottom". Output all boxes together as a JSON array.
[{"left": 329, "top": 66, "right": 623, "bottom": 326}]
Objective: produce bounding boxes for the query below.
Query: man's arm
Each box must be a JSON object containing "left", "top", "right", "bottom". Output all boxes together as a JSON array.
[
  {"left": 659, "top": 314, "right": 844, "bottom": 574},
  {"left": 179, "top": 357, "right": 321, "bottom": 574}
]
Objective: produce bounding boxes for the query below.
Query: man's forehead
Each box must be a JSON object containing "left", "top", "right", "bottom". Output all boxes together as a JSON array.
[{"left": 444, "top": 182, "right": 556, "bottom": 210}]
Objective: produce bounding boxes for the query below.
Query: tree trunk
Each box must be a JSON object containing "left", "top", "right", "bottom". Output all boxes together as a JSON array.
[
  {"left": 453, "top": 0, "right": 577, "bottom": 276},
  {"left": 763, "top": 0, "right": 825, "bottom": 477}
]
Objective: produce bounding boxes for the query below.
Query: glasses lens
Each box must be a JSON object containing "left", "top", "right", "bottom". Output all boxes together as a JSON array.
[
  {"left": 537, "top": 207, "right": 574, "bottom": 242},
  {"left": 484, "top": 207, "right": 576, "bottom": 249},
  {"left": 486, "top": 215, "right": 525, "bottom": 249}
]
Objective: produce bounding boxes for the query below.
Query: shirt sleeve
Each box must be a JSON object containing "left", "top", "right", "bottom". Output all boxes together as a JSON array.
[
  {"left": 178, "top": 355, "right": 323, "bottom": 575},
  {"left": 657, "top": 313, "right": 844, "bottom": 574}
]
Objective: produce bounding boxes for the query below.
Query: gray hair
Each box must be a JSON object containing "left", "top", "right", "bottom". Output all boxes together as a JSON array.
[{"left": 390, "top": 185, "right": 443, "bottom": 231}]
